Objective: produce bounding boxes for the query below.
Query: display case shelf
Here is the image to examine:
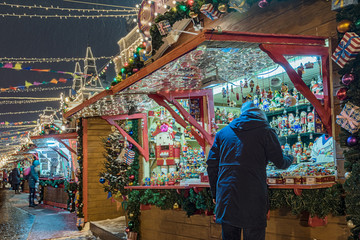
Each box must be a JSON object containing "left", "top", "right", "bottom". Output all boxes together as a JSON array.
[
  {"left": 278, "top": 132, "right": 323, "bottom": 141},
  {"left": 266, "top": 103, "right": 311, "bottom": 117}
]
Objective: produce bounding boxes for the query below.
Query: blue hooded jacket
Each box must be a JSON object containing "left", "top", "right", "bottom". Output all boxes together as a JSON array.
[
  {"left": 207, "top": 101, "right": 292, "bottom": 228},
  {"left": 29, "top": 160, "right": 39, "bottom": 188}
]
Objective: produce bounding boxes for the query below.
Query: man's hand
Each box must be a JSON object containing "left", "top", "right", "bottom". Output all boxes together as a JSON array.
[{"left": 213, "top": 199, "right": 216, "bottom": 204}]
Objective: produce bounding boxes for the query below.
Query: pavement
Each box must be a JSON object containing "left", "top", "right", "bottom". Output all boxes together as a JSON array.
[{"left": 0, "top": 189, "right": 99, "bottom": 240}]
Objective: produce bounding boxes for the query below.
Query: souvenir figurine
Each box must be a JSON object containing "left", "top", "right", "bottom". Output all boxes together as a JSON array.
[
  {"left": 262, "top": 98, "right": 270, "bottom": 112},
  {"left": 267, "top": 88, "right": 273, "bottom": 99},
  {"left": 255, "top": 85, "right": 261, "bottom": 96},
  {"left": 293, "top": 115, "right": 302, "bottom": 133},
  {"left": 300, "top": 111, "right": 307, "bottom": 133},
  {"left": 281, "top": 82, "right": 288, "bottom": 95},
  {"left": 253, "top": 95, "right": 260, "bottom": 107},
  {"left": 284, "top": 143, "right": 291, "bottom": 155},
  {"left": 228, "top": 112, "right": 234, "bottom": 123},
  {"left": 215, "top": 108, "right": 222, "bottom": 124},
  {"left": 249, "top": 80, "right": 255, "bottom": 92},
  {"left": 261, "top": 89, "right": 267, "bottom": 99},
  {"left": 288, "top": 113, "right": 295, "bottom": 129},
  {"left": 307, "top": 112, "right": 315, "bottom": 132},
  {"left": 222, "top": 87, "right": 227, "bottom": 98},
  {"left": 221, "top": 108, "right": 228, "bottom": 124}
]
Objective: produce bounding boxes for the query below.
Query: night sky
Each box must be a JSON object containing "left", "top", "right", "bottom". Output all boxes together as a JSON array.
[{"left": 0, "top": 0, "right": 141, "bottom": 153}]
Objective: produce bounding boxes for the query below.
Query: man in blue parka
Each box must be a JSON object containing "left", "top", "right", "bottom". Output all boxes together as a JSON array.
[
  {"left": 207, "top": 101, "right": 293, "bottom": 240},
  {"left": 29, "top": 159, "right": 40, "bottom": 207}
]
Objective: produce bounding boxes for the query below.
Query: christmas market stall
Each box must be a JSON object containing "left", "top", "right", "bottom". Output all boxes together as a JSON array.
[
  {"left": 63, "top": 0, "right": 360, "bottom": 239},
  {"left": 26, "top": 108, "right": 78, "bottom": 210}
]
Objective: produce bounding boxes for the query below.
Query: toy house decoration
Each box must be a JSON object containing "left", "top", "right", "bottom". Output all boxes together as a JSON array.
[{"left": 151, "top": 122, "right": 180, "bottom": 173}]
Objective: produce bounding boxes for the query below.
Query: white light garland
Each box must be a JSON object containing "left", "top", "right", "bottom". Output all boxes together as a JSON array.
[
  {"left": 0, "top": 110, "right": 44, "bottom": 115},
  {"left": 0, "top": 56, "right": 114, "bottom": 63},
  {"left": 0, "top": 86, "right": 72, "bottom": 93},
  {"left": 0, "top": 2, "right": 137, "bottom": 13},
  {"left": 0, "top": 99, "right": 60, "bottom": 105},
  {"left": 0, "top": 13, "right": 137, "bottom": 19},
  {"left": 0, "top": 97, "right": 60, "bottom": 100},
  {"left": 0, "top": 125, "right": 37, "bottom": 128}
]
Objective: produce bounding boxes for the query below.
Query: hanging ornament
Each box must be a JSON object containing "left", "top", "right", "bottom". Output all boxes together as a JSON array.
[
  {"left": 231, "top": 85, "right": 234, "bottom": 93},
  {"left": 336, "top": 87, "right": 348, "bottom": 100},
  {"left": 173, "top": 203, "right": 179, "bottom": 209},
  {"left": 355, "top": 19, "right": 360, "bottom": 29},
  {"left": 236, "top": 92, "right": 240, "bottom": 101},
  {"left": 258, "top": 0, "right": 269, "bottom": 8},
  {"left": 347, "top": 220, "right": 355, "bottom": 229},
  {"left": 218, "top": 4, "right": 228, "bottom": 13},
  {"left": 341, "top": 73, "right": 355, "bottom": 85},
  {"left": 270, "top": 77, "right": 281, "bottom": 87},
  {"left": 347, "top": 136, "right": 358, "bottom": 147},
  {"left": 222, "top": 87, "right": 226, "bottom": 98},
  {"left": 249, "top": 80, "right": 255, "bottom": 92},
  {"left": 337, "top": 19, "right": 352, "bottom": 33},
  {"left": 99, "top": 177, "right": 105, "bottom": 184},
  {"left": 129, "top": 175, "right": 135, "bottom": 181},
  {"left": 189, "top": 11, "right": 198, "bottom": 18},
  {"left": 267, "top": 88, "right": 273, "bottom": 99},
  {"left": 128, "top": 221, "right": 135, "bottom": 229},
  {"left": 255, "top": 85, "right": 261, "bottom": 96},
  {"left": 345, "top": 172, "right": 351, "bottom": 179}
]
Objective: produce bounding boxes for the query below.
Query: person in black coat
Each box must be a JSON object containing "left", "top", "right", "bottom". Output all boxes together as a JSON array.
[
  {"left": 207, "top": 101, "right": 293, "bottom": 240},
  {"left": 11, "top": 167, "right": 21, "bottom": 194}
]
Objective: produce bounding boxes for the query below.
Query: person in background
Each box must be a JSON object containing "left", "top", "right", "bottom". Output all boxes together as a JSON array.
[
  {"left": 207, "top": 101, "right": 293, "bottom": 240},
  {"left": 29, "top": 160, "right": 40, "bottom": 207},
  {"left": 11, "top": 167, "right": 21, "bottom": 194}
]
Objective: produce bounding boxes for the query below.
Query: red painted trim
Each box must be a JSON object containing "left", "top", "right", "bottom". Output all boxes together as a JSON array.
[
  {"left": 56, "top": 138, "right": 77, "bottom": 155},
  {"left": 148, "top": 94, "right": 206, "bottom": 149},
  {"left": 259, "top": 44, "right": 332, "bottom": 135},
  {"left": 30, "top": 132, "right": 78, "bottom": 140},
  {"left": 82, "top": 118, "right": 88, "bottom": 222},
  {"left": 160, "top": 92, "right": 214, "bottom": 146},
  {"left": 102, "top": 113, "right": 149, "bottom": 162}
]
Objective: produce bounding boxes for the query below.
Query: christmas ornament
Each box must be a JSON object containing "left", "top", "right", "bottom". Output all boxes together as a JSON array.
[
  {"left": 128, "top": 221, "right": 135, "bottom": 229},
  {"left": 189, "top": 11, "right": 198, "bottom": 18},
  {"left": 337, "top": 19, "right": 352, "bottom": 33},
  {"left": 342, "top": 73, "right": 355, "bottom": 85},
  {"left": 156, "top": 20, "right": 172, "bottom": 36},
  {"left": 331, "top": 32, "right": 360, "bottom": 68},
  {"left": 270, "top": 77, "right": 281, "bottom": 87},
  {"left": 200, "top": 3, "right": 221, "bottom": 20},
  {"left": 99, "top": 177, "right": 105, "bottom": 184},
  {"left": 125, "top": 227, "right": 130, "bottom": 233},
  {"left": 249, "top": 80, "right": 255, "bottom": 92},
  {"left": 355, "top": 19, "right": 360, "bottom": 29},
  {"left": 173, "top": 203, "right": 179, "bottom": 209},
  {"left": 336, "top": 101, "right": 360, "bottom": 133},
  {"left": 347, "top": 136, "right": 358, "bottom": 146},
  {"left": 332, "top": 0, "right": 359, "bottom": 11},
  {"left": 345, "top": 172, "right": 351, "bottom": 179},
  {"left": 285, "top": 96, "right": 296, "bottom": 107},
  {"left": 347, "top": 220, "right": 355, "bottom": 228},
  {"left": 229, "top": 0, "right": 249, "bottom": 13},
  {"left": 218, "top": 4, "right": 228, "bottom": 13},
  {"left": 129, "top": 130, "right": 134, "bottom": 136},
  {"left": 129, "top": 175, "right": 135, "bottom": 181},
  {"left": 336, "top": 87, "right": 347, "bottom": 100},
  {"left": 258, "top": 0, "right": 269, "bottom": 8}
]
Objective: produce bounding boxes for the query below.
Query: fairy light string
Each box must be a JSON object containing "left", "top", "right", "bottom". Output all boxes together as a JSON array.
[{"left": 0, "top": 13, "right": 137, "bottom": 19}]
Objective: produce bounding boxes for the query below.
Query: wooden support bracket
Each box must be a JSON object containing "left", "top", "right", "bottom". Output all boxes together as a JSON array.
[
  {"left": 102, "top": 113, "right": 149, "bottom": 162},
  {"left": 259, "top": 44, "right": 332, "bottom": 135}
]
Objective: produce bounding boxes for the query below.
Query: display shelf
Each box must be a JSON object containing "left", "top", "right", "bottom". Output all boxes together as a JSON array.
[
  {"left": 268, "top": 182, "right": 336, "bottom": 195},
  {"left": 278, "top": 132, "right": 323, "bottom": 141},
  {"left": 125, "top": 185, "right": 190, "bottom": 190},
  {"left": 266, "top": 103, "right": 311, "bottom": 117}
]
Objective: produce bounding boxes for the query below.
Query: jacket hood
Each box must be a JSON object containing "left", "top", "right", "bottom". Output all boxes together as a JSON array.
[
  {"left": 229, "top": 101, "right": 269, "bottom": 131},
  {"left": 33, "top": 160, "right": 40, "bottom": 167}
]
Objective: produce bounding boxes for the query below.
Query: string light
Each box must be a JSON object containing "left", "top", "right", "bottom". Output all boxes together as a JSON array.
[
  {"left": 0, "top": 86, "right": 72, "bottom": 93},
  {"left": 63, "top": 0, "right": 137, "bottom": 9},
  {"left": 0, "top": 99, "right": 61, "bottom": 105},
  {"left": 0, "top": 97, "right": 60, "bottom": 100},
  {"left": 0, "top": 13, "right": 137, "bottom": 19},
  {"left": 0, "top": 110, "right": 44, "bottom": 115},
  {"left": 0, "top": 2, "right": 137, "bottom": 13},
  {"left": 0, "top": 56, "right": 114, "bottom": 64},
  {"left": 0, "top": 125, "right": 38, "bottom": 128}
]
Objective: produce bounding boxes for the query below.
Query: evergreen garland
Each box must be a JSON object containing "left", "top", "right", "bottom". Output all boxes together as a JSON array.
[
  {"left": 76, "top": 118, "right": 84, "bottom": 229},
  {"left": 336, "top": 4, "right": 360, "bottom": 239}
]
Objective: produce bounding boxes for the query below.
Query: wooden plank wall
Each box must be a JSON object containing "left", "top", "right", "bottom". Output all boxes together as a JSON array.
[
  {"left": 84, "top": 117, "right": 125, "bottom": 221},
  {"left": 140, "top": 207, "right": 349, "bottom": 240}
]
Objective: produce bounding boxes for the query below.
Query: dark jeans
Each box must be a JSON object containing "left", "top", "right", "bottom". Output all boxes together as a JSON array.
[
  {"left": 222, "top": 223, "right": 266, "bottom": 240},
  {"left": 29, "top": 188, "right": 36, "bottom": 205},
  {"left": 13, "top": 184, "right": 19, "bottom": 191}
]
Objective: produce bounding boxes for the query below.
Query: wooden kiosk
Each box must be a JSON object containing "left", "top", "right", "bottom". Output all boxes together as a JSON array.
[{"left": 64, "top": 0, "right": 350, "bottom": 239}]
